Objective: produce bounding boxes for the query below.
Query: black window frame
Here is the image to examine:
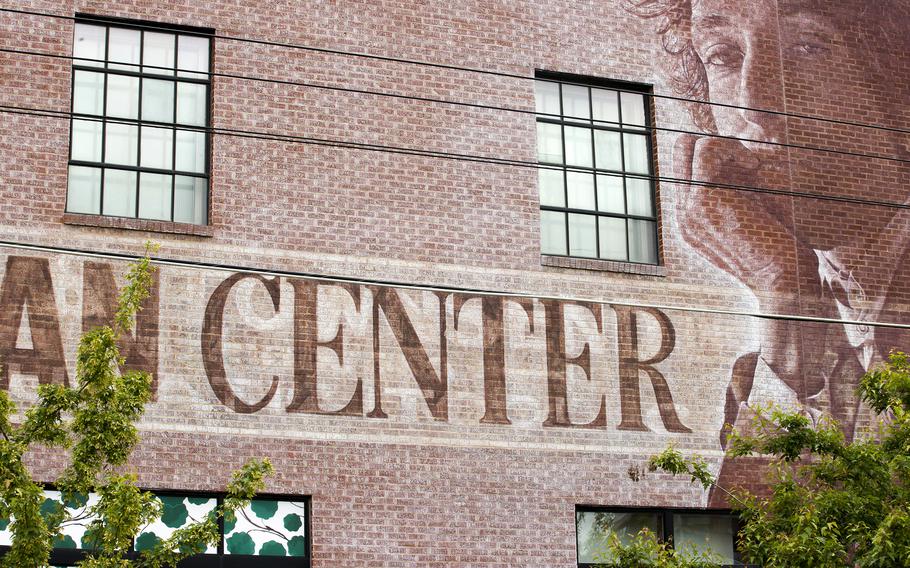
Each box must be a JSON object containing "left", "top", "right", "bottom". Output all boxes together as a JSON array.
[
  {"left": 66, "top": 14, "right": 214, "bottom": 225},
  {"left": 0, "top": 488, "right": 311, "bottom": 568},
  {"left": 575, "top": 505, "right": 752, "bottom": 567},
  {"left": 535, "top": 71, "right": 661, "bottom": 265}
]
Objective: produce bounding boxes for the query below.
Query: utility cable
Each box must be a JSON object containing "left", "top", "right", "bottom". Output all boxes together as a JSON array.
[
  {"left": 2, "top": 102, "right": 909, "bottom": 212},
  {"left": 0, "top": 239, "right": 908, "bottom": 331},
  {"left": 2, "top": 46, "right": 908, "bottom": 168},
  {"left": 3, "top": 6, "right": 910, "bottom": 138}
]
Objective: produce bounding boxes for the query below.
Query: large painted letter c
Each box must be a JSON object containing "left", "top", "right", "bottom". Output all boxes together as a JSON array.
[{"left": 202, "top": 273, "right": 280, "bottom": 413}]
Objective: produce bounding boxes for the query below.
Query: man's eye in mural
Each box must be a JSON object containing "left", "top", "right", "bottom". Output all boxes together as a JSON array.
[
  {"left": 702, "top": 43, "right": 745, "bottom": 69},
  {"left": 787, "top": 41, "right": 830, "bottom": 58}
]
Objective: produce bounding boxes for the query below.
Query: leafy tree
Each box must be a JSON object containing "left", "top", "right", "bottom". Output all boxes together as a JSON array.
[
  {"left": 638, "top": 352, "right": 910, "bottom": 567},
  {"left": 0, "top": 246, "right": 273, "bottom": 567},
  {"left": 592, "top": 527, "right": 720, "bottom": 567}
]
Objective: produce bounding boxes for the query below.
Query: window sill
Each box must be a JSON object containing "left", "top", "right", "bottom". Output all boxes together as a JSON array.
[
  {"left": 62, "top": 213, "right": 214, "bottom": 237},
  {"left": 540, "top": 255, "right": 666, "bottom": 276}
]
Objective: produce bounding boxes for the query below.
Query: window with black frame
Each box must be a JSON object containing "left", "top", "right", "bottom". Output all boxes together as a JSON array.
[
  {"left": 67, "top": 18, "right": 211, "bottom": 225},
  {"left": 535, "top": 74, "right": 658, "bottom": 264},
  {"left": 0, "top": 490, "right": 310, "bottom": 566},
  {"left": 575, "top": 507, "right": 746, "bottom": 566}
]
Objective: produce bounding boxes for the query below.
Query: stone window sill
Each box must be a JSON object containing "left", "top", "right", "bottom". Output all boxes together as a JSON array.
[
  {"left": 62, "top": 213, "right": 214, "bottom": 237},
  {"left": 540, "top": 255, "right": 666, "bottom": 276}
]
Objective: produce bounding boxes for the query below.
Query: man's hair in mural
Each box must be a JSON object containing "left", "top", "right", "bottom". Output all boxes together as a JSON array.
[
  {"left": 623, "top": 0, "right": 908, "bottom": 134},
  {"left": 623, "top": 0, "right": 715, "bottom": 133}
]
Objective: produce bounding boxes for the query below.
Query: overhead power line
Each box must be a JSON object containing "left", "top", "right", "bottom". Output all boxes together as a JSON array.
[
  {"left": 1, "top": 239, "right": 908, "bottom": 331},
  {"left": 3, "top": 6, "right": 910, "bottom": 138},
  {"left": 0, "top": 105, "right": 910, "bottom": 213},
  {"left": 1, "top": 102, "right": 908, "bottom": 212},
  {"left": 2, "top": 46, "right": 908, "bottom": 168}
]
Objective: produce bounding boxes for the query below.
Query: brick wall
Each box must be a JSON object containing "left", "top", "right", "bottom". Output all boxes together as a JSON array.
[{"left": 0, "top": 0, "right": 908, "bottom": 565}]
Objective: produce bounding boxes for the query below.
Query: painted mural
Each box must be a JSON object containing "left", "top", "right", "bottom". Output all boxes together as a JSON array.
[
  {"left": 0, "top": 1, "right": 907, "bottom": 512},
  {"left": 0, "top": 253, "right": 694, "bottom": 435},
  {"left": 0, "top": 246, "right": 902, "bottom": 470},
  {"left": 627, "top": 0, "right": 910, "bottom": 503}
]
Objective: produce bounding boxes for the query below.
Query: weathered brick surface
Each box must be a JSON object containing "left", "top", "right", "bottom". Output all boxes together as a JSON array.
[{"left": 1, "top": 0, "right": 908, "bottom": 565}]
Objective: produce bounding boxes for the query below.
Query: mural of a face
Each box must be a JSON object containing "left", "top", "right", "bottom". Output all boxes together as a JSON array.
[
  {"left": 690, "top": 0, "right": 787, "bottom": 150},
  {"left": 630, "top": 0, "right": 910, "bottom": 467}
]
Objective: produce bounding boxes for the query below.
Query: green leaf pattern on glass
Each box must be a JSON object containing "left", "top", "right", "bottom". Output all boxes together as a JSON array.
[
  {"left": 0, "top": 516, "right": 11, "bottom": 545},
  {"left": 0, "top": 493, "right": 306, "bottom": 557},
  {"left": 53, "top": 534, "right": 77, "bottom": 549},
  {"left": 40, "top": 497, "right": 63, "bottom": 519},
  {"left": 48, "top": 490, "right": 101, "bottom": 550},
  {"left": 259, "top": 540, "right": 287, "bottom": 555},
  {"left": 135, "top": 495, "right": 217, "bottom": 553},
  {"left": 0, "top": 490, "right": 101, "bottom": 548},
  {"left": 225, "top": 531, "right": 255, "bottom": 554},
  {"left": 134, "top": 530, "right": 162, "bottom": 551},
  {"left": 224, "top": 500, "right": 306, "bottom": 556}
]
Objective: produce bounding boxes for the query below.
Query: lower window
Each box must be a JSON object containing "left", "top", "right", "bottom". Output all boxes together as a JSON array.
[
  {"left": 576, "top": 507, "right": 744, "bottom": 566},
  {"left": 0, "top": 490, "right": 309, "bottom": 567}
]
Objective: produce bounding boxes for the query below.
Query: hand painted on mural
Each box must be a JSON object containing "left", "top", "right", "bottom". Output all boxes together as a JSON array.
[{"left": 628, "top": 0, "right": 910, "bottom": 459}]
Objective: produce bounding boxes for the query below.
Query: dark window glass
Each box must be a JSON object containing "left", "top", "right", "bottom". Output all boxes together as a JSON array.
[
  {"left": 576, "top": 508, "right": 745, "bottom": 567},
  {"left": 576, "top": 510, "right": 661, "bottom": 564},
  {"left": 673, "top": 513, "right": 738, "bottom": 565}
]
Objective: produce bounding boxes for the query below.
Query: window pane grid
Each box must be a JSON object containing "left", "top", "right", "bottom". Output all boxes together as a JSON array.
[
  {"left": 536, "top": 78, "right": 657, "bottom": 264},
  {"left": 73, "top": 63, "right": 211, "bottom": 86},
  {"left": 67, "top": 21, "right": 210, "bottom": 225},
  {"left": 540, "top": 204, "right": 653, "bottom": 221},
  {"left": 69, "top": 160, "right": 207, "bottom": 178}
]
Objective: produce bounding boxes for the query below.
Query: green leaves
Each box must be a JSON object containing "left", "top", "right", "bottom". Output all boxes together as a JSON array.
[
  {"left": 1, "top": 480, "right": 54, "bottom": 567},
  {"left": 867, "top": 509, "right": 910, "bottom": 566},
  {"left": 135, "top": 513, "right": 220, "bottom": 568},
  {"left": 135, "top": 459, "right": 273, "bottom": 567},
  {"left": 593, "top": 528, "right": 720, "bottom": 568},
  {"left": 861, "top": 351, "right": 910, "bottom": 415},
  {"left": 221, "top": 458, "right": 275, "bottom": 530},
  {"left": 114, "top": 242, "right": 159, "bottom": 335},
  {"left": 0, "top": 391, "right": 15, "bottom": 438},
  {"left": 17, "top": 384, "right": 77, "bottom": 447},
  {"left": 648, "top": 447, "right": 714, "bottom": 490},
  {"left": 639, "top": 352, "right": 910, "bottom": 568},
  {"left": 84, "top": 475, "right": 161, "bottom": 557}
]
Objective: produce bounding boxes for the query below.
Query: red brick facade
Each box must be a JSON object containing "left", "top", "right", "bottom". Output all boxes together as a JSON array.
[{"left": 1, "top": 0, "right": 908, "bottom": 565}]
